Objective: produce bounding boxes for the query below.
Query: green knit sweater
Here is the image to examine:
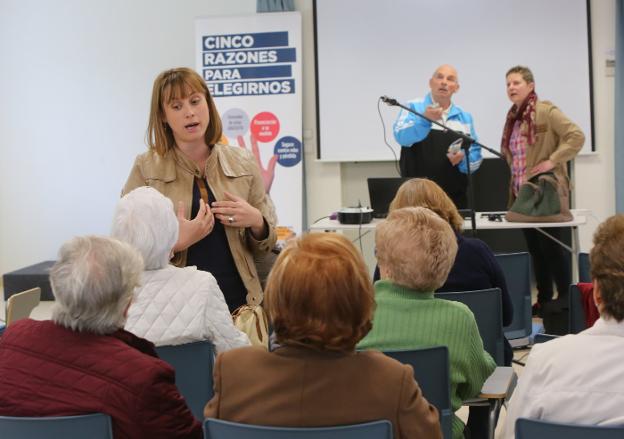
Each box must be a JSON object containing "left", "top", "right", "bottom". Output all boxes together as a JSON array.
[{"left": 358, "top": 280, "right": 496, "bottom": 439}]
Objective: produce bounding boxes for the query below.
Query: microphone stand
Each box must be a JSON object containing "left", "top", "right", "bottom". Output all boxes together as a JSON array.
[{"left": 381, "top": 96, "right": 504, "bottom": 236}]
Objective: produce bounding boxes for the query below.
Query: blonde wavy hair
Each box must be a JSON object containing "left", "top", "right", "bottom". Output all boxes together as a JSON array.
[
  {"left": 376, "top": 207, "right": 458, "bottom": 291},
  {"left": 389, "top": 178, "right": 464, "bottom": 231}
]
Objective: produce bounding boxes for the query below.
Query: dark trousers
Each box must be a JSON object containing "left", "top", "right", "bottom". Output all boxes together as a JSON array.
[
  {"left": 465, "top": 405, "right": 492, "bottom": 439},
  {"left": 523, "top": 227, "right": 571, "bottom": 303}
]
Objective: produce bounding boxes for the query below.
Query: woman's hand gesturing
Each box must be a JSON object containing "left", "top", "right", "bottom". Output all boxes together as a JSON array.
[{"left": 173, "top": 199, "right": 215, "bottom": 252}]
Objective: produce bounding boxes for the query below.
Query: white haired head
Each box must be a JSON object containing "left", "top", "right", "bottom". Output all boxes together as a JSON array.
[{"left": 111, "top": 186, "right": 179, "bottom": 270}]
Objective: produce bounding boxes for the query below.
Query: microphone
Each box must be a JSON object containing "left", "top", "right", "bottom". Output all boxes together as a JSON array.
[{"left": 380, "top": 95, "right": 398, "bottom": 106}]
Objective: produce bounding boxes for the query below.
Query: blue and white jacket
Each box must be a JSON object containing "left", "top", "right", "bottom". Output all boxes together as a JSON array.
[{"left": 393, "top": 93, "right": 482, "bottom": 174}]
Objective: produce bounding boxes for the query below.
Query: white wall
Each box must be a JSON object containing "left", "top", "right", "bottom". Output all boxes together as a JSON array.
[
  {"left": 574, "top": 0, "right": 617, "bottom": 248},
  {"left": 0, "top": 0, "right": 256, "bottom": 275},
  {"left": 0, "top": 0, "right": 615, "bottom": 277}
]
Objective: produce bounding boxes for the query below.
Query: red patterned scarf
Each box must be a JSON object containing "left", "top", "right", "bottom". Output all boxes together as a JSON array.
[{"left": 501, "top": 91, "right": 538, "bottom": 155}]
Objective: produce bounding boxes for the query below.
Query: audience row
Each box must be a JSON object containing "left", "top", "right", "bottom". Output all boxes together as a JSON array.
[{"left": 1, "top": 179, "right": 623, "bottom": 439}]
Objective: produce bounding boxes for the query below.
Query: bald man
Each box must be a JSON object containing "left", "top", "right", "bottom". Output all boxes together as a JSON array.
[{"left": 393, "top": 65, "right": 482, "bottom": 209}]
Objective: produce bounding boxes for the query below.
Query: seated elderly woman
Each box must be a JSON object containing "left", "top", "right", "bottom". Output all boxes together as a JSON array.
[
  {"left": 0, "top": 236, "right": 202, "bottom": 439},
  {"left": 204, "top": 232, "right": 442, "bottom": 439},
  {"left": 359, "top": 207, "right": 496, "bottom": 439},
  {"left": 503, "top": 214, "right": 624, "bottom": 438},
  {"left": 111, "top": 186, "right": 249, "bottom": 352},
  {"left": 374, "top": 178, "right": 513, "bottom": 366}
]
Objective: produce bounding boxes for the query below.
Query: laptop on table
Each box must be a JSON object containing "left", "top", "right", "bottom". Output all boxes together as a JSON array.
[{"left": 367, "top": 177, "right": 411, "bottom": 219}]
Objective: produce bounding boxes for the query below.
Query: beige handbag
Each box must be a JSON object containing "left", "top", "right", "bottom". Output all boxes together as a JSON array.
[{"left": 232, "top": 292, "right": 269, "bottom": 350}]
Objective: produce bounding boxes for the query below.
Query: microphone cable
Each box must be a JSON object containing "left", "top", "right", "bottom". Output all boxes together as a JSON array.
[{"left": 377, "top": 97, "right": 401, "bottom": 176}]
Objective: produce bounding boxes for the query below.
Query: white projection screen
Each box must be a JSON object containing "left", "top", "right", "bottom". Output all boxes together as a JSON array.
[{"left": 314, "top": 0, "right": 593, "bottom": 161}]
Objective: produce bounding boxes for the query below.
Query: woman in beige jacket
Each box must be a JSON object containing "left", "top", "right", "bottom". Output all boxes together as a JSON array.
[
  {"left": 123, "top": 67, "right": 276, "bottom": 313},
  {"left": 501, "top": 65, "right": 584, "bottom": 314}
]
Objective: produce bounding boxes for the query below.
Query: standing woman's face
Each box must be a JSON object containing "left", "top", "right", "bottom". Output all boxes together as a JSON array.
[
  {"left": 162, "top": 88, "right": 210, "bottom": 146},
  {"left": 506, "top": 73, "right": 535, "bottom": 106}
]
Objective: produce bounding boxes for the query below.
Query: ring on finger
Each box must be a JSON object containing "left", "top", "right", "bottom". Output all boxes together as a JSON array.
[{"left": 228, "top": 216, "right": 234, "bottom": 224}]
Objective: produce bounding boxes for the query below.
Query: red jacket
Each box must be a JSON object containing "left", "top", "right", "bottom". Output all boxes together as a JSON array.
[{"left": 0, "top": 319, "right": 202, "bottom": 439}]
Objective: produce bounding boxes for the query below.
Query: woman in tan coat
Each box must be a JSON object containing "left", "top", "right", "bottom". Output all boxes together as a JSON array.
[
  {"left": 204, "top": 233, "right": 441, "bottom": 439},
  {"left": 123, "top": 67, "right": 276, "bottom": 313},
  {"left": 501, "top": 65, "right": 584, "bottom": 314}
]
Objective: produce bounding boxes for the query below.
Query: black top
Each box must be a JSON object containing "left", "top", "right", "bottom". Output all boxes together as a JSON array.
[
  {"left": 399, "top": 129, "right": 468, "bottom": 208},
  {"left": 186, "top": 178, "right": 247, "bottom": 313}
]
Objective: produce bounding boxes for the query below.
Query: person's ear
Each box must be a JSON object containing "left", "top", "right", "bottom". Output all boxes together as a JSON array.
[
  {"left": 379, "top": 264, "right": 390, "bottom": 280},
  {"left": 528, "top": 82, "right": 535, "bottom": 93},
  {"left": 593, "top": 280, "right": 603, "bottom": 312},
  {"left": 123, "top": 299, "right": 132, "bottom": 318}
]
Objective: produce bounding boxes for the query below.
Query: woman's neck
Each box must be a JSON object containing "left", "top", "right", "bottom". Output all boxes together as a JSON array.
[{"left": 176, "top": 140, "right": 211, "bottom": 167}]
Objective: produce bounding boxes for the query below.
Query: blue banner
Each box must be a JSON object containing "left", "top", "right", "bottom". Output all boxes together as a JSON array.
[{"left": 202, "top": 32, "right": 289, "bottom": 51}]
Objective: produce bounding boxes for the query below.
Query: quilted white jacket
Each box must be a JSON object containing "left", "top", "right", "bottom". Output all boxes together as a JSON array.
[{"left": 125, "top": 265, "right": 250, "bottom": 353}]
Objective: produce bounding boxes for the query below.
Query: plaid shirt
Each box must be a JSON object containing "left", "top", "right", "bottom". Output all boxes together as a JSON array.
[{"left": 509, "top": 120, "right": 527, "bottom": 196}]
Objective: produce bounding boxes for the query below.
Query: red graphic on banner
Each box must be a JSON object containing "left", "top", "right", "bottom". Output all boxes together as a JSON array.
[{"left": 250, "top": 111, "right": 280, "bottom": 143}]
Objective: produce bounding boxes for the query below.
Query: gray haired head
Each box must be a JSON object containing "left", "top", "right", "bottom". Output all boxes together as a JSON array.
[{"left": 50, "top": 235, "right": 143, "bottom": 334}]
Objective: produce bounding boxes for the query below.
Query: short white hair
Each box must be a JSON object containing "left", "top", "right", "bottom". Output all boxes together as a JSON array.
[
  {"left": 111, "top": 186, "right": 179, "bottom": 270},
  {"left": 50, "top": 235, "right": 143, "bottom": 334}
]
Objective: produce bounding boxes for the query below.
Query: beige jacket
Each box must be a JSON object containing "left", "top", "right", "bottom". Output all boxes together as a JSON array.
[
  {"left": 122, "top": 144, "right": 276, "bottom": 306},
  {"left": 503, "top": 100, "right": 585, "bottom": 204}
]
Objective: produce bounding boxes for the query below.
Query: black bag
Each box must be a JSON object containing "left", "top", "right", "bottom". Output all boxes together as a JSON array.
[
  {"left": 541, "top": 299, "right": 569, "bottom": 335},
  {"left": 506, "top": 172, "right": 573, "bottom": 223}
]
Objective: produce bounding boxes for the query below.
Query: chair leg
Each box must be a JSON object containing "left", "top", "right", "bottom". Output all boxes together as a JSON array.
[{"left": 488, "top": 399, "right": 502, "bottom": 439}]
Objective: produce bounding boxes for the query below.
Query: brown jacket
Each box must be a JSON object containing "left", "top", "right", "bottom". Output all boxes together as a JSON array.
[
  {"left": 502, "top": 100, "right": 584, "bottom": 204},
  {"left": 122, "top": 144, "right": 277, "bottom": 305},
  {"left": 204, "top": 346, "right": 442, "bottom": 439}
]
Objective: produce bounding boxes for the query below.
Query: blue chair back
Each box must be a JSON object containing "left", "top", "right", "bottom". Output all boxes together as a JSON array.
[
  {"left": 515, "top": 418, "right": 624, "bottom": 438},
  {"left": 0, "top": 413, "right": 113, "bottom": 439},
  {"left": 579, "top": 252, "right": 591, "bottom": 283},
  {"left": 384, "top": 347, "right": 452, "bottom": 439},
  {"left": 204, "top": 418, "right": 393, "bottom": 439},
  {"left": 155, "top": 341, "right": 215, "bottom": 420},
  {"left": 437, "top": 288, "right": 505, "bottom": 365},
  {"left": 533, "top": 333, "right": 559, "bottom": 344},
  {"left": 495, "top": 252, "right": 532, "bottom": 340},
  {"left": 568, "top": 284, "right": 586, "bottom": 334}
]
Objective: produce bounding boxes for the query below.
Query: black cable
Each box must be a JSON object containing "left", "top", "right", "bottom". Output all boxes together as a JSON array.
[
  {"left": 311, "top": 215, "right": 330, "bottom": 224},
  {"left": 358, "top": 207, "right": 364, "bottom": 254},
  {"left": 377, "top": 98, "right": 401, "bottom": 176}
]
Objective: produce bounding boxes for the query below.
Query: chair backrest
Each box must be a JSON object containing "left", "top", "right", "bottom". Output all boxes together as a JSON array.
[
  {"left": 495, "top": 252, "right": 532, "bottom": 340},
  {"left": 437, "top": 288, "right": 505, "bottom": 365},
  {"left": 533, "top": 333, "right": 559, "bottom": 344},
  {"left": 384, "top": 347, "right": 452, "bottom": 439},
  {"left": 6, "top": 287, "right": 41, "bottom": 325},
  {"left": 0, "top": 413, "right": 113, "bottom": 439},
  {"left": 568, "top": 284, "right": 586, "bottom": 334},
  {"left": 204, "top": 418, "right": 393, "bottom": 439},
  {"left": 155, "top": 341, "right": 215, "bottom": 420},
  {"left": 578, "top": 252, "right": 591, "bottom": 283},
  {"left": 515, "top": 418, "right": 624, "bottom": 439}
]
